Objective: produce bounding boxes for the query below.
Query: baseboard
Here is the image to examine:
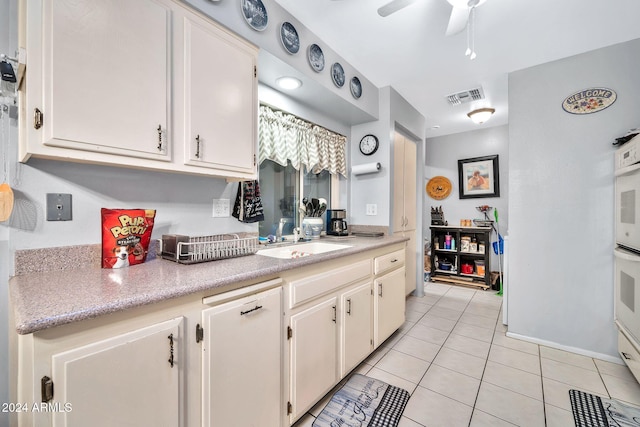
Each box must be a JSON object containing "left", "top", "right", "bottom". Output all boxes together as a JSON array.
[{"left": 505, "top": 331, "right": 623, "bottom": 365}]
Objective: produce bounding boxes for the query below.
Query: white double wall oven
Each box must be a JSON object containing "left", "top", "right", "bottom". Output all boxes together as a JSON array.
[{"left": 614, "top": 135, "right": 640, "bottom": 382}]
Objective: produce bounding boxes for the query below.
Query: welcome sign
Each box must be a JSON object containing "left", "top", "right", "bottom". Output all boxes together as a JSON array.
[{"left": 562, "top": 87, "right": 617, "bottom": 114}]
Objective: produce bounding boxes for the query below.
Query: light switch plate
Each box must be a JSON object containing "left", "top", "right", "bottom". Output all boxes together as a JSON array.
[
  {"left": 46, "top": 193, "right": 72, "bottom": 221},
  {"left": 212, "top": 199, "right": 230, "bottom": 217}
]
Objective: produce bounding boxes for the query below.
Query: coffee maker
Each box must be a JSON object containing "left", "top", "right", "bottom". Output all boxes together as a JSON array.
[{"left": 326, "top": 209, "right": 349, "bottom": 236}]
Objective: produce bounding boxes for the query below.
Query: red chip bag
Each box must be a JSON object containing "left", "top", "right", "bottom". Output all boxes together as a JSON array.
[{"left": 101, "top": 208, "right": 156, "bottom": 269}]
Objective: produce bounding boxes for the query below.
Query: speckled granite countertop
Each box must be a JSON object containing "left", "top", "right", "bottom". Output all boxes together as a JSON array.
[{"left": 10, "top": 235, "right": 407, "bottom": 335}]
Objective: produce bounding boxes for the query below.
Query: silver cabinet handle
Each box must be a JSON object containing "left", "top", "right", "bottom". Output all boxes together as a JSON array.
[
  {"left": 195, "top": 134, "right": 201, "bottom": 159},
  {"left": 378, "top": 283, "right": 383, "bottom": 297},
  {"left": 621, "top": 351, "right": 633, "bottom": 360},
  {"left": 240, "top": 305, "right": 263, "bottom": 316},
  {"left": 157, "top": 125, "right": 163, "bottom": 151},
  {"left": 167, "top": 334, "right": 175, "bottom": 368}
]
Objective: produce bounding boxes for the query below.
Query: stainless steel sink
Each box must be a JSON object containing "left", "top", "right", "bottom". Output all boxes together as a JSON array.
[{"left": 255, "top": 241, "right": 352, "bottom": 259}]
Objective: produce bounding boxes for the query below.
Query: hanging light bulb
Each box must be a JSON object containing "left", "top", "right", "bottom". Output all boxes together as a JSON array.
[
  {"left": 468, "top": 6, "right": 476, "bottom": 60},
  {"left": 465, "top": 7, "right": 472, "bottom": 56}
]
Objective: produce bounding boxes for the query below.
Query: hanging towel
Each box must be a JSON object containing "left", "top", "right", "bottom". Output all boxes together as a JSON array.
[{"left": 233, "top": 180, "right": 264, "bottom": 223}]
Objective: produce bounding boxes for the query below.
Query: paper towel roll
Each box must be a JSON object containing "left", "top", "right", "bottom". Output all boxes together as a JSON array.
[{"left": 352, "top": 162, "right": 381, "bottom": 175}]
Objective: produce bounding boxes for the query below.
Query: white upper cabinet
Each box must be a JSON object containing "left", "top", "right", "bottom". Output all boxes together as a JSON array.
[
  {"left": 180, "top": 11, "right": 257, "bottom": 175},
  {"left": 20, "top": 0, "right": 258, "bottom": 179},
  {"left": 22, "top": 0, "right": 172, "bottom": 162}
]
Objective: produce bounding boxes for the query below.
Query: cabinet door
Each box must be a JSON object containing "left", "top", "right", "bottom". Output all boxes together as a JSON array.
[
  {"left": 392, "top": 133, "right": 406, "bottom": 232},
  {"left": 341, "top": 282, "right": 373, "bottom": 376},
  {"left": 403, "top": 137, "right": 417, "bottom": 231},
  {"left": 202, "top": 287, "right": 282, "bottom": 427},
  {"left": 392, "top": 133, "right": 417, "bottom": 231},
  {"left": 42, "top": 0, "right": 171, "bottom": 160},
  {"left": 51, "top": 317, "right": 183, "bottom": 427},
  {"left": 183, "top": 11, "right": 257, "bottom": 175},
  {"left": 374, "top": 267, "right": 406, "bottom": 347},
  {"left": 290, "top": 296, "right": 338, "bottom": 421},
  {"left": 394, "top": 231, "right": 417, "bottom": 295}
]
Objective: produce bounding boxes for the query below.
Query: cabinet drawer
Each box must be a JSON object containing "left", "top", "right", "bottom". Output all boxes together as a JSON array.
[
  {"left": 374, "top": 249, "right": 405, "bottom": 275},
  {"left": 288, "top": 259, "right": 371, "bottom": 308},
  {"left": 618, "top": 330, "right": 640, "bottom": 383}
]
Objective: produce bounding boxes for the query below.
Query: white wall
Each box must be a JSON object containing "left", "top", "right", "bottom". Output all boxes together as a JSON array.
[
  {"left": 184, "top": 0, "right": 378, "bottom": 120},
  {"left": 425, "top": 125, "right": 509, "bottom": 270},
  {"left": 350, "top": 87, "right": 426, "bottom": 227},
  {"left": 508, "top": 38, "right": 640, "bottom": 359}
]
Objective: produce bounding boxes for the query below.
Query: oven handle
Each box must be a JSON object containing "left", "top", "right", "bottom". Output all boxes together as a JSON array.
[{"left": 614, "top": 247, "right": 640, "bottom": 262}]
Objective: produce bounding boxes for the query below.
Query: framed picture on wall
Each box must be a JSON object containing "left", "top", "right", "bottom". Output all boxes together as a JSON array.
[{"left": 458, "top": 155, "right": 500, "bottom": 199}]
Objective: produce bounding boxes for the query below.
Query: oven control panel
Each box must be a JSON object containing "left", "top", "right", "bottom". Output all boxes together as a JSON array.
[{"left": 617, "top": 134, "right": 640, "bottom": 169}]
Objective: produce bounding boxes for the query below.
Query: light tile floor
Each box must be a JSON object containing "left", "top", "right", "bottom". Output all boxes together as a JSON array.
[{"left": 294, "top": 282, "right": 640, "bottom": 427}]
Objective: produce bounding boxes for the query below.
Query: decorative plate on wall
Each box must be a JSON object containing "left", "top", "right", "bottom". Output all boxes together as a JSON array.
[
  {"left": 426, "top": 176, "right": 452, "bottom": 200},
  {"left": 350, "top": 76, "right": 362, "bottom": 99},
  {"left": 241, "top": 0, "right": 268, "bottom": 32},
  {"left": 331, "top": 63, "right": 345, "bottom": 88},
  {"left": 562, "top": 87, "right": 617, "bottom": 114},
  {"left": 280, "top": 22, "right": 300, "bottom": 54},
  {"left": 307, "top": 44, "right": 325, "bottom": 72}
]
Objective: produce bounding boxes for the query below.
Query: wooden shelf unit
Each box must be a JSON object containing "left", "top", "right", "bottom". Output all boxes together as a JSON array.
[{"left": 429, "top": 226, "right": 492, "bottom": 289}]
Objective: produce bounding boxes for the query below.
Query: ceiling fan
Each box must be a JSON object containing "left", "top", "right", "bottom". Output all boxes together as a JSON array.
[{"left": 377, "top": 0, "right": 487, "bottom": 36}]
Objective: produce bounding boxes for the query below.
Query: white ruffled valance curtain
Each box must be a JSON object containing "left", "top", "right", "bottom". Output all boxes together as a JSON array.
[{"left": 258, "top": 104, "right": 347, "bottom": 177}]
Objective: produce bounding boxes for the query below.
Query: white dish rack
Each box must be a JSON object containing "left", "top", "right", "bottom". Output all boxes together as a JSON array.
[{"left": 160, "top": 234, "right": 259, "bottom": 264}]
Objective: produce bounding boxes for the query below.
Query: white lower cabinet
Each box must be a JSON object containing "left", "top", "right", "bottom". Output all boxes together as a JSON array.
[
  {"left": 289, "top": 296, "right": 339, "bottom": 421},
  {"left": 201, "top": 286, "right": 282, "bottom": 427},
  {"left": 340, "top": 281, "right": 373, "bottom": 376},
  {"left": 14, "top": 244, "right": 407, "bottom": 427},
  {"left": 50, "top": 317, "right": 184, "bottom": 427},
  {"left": 374, "top": 267, "right": 406, "bottom": 348},
  {"left": 285, "top": 245, "right": 407, "bottom": 425}
]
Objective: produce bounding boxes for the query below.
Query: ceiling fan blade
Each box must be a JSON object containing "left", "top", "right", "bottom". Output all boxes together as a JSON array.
[
  {"left": 377, "top": 0, "right": 418, "bottom": 17},
  {"left": 445, "top": 6, "right": 469, "bottom": 36}
]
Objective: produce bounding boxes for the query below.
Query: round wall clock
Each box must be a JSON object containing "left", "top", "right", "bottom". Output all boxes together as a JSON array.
[
  {"left": 359, "top": 134, "right": 379, "bottom": 156},
  {"left": 426, "top": 176, "right": 452, "bottom": 200}
]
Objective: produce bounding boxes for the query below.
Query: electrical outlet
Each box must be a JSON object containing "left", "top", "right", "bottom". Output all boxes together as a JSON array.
[
  {"left": 46, "top": 193, "right": 72, "bottom": 221},
  {"left": 365, "top": 204, "right": 377, "bottom": 216},
  {"left": 212, "top": 199, "right": 230, "bottom": 217}
]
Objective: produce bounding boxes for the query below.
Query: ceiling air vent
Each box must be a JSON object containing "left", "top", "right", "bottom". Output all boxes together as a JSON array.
[{"left": 446, "top": 87, "right": 485, "bottom": 106}]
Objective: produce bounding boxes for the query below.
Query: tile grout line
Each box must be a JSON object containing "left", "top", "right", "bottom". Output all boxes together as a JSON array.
[
  {"left": 397, "top": 284, "right": 459, "bottom": 427},
  {"left": 466, "top": 290, "right": 508, "bottom": 427}
]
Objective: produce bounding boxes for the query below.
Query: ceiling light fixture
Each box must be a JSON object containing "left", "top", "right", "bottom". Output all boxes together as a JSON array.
[
  {"left": 467, "top": 108, "right": 495, "bottom": 124},
  {"left": 276, "top": 76, "right": 302, "bottom": 90}
]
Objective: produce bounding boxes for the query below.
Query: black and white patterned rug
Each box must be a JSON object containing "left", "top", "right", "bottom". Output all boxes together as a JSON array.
[
  {"left": 570, "top": 389, "right": 640, "bottom": 427},
  {"left": 313, "top": 374, "right": 410, "bottom": 427}
]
